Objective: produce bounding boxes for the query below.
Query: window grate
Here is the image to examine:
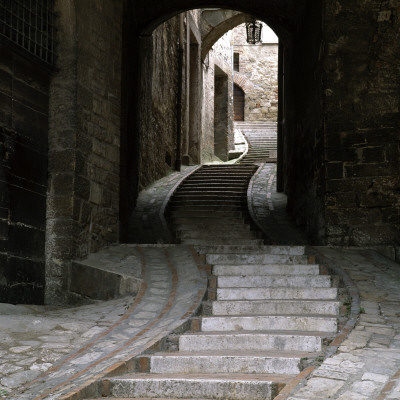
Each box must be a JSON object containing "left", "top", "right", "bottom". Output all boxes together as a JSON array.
[{"left": 0, "top": 0, "right": 55, "bottom": 65}]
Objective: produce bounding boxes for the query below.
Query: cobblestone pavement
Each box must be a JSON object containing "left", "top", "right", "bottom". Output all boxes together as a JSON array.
[
  {"left": 0, "top": 245, "right": 207, "bottom": 399},
  {"left": 277, "top": 247, "right": 400, "bottom": 400},
  {"left": 1, "top": 162, "right": 400, "bottom": 399}
]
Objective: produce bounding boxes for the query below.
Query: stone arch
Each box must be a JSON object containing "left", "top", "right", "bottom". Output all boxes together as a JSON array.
[
  {"left": 201, "top": 11, "right": 255, "bottom": 60},
  {"left": 233, "top": 72, "right": 255, "bottom": 93},
  {"left": 134, "top": 1, "right": 298, "bottom": 43}
]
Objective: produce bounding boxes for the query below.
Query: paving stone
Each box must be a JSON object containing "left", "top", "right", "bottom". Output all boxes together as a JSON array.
[{"left": 296, "top": 377, "right": 345, "bottom": 397}]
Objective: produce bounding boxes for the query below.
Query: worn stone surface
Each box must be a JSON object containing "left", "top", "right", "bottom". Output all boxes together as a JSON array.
[
  {"left": 286, "top": 247, "right": 400, "bottom": 399},
  {"left": 0, "top": 245, "right": 206, "bottom": 399}
]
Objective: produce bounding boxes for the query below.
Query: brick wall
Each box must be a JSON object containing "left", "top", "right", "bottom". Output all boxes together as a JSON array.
[{"left": 323, "top": 0, "right": 400, "bottom": 248}]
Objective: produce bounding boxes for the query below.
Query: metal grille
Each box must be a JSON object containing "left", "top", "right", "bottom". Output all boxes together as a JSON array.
[{"left": 0, "top": 0, "right": 54, "bottom": 65}]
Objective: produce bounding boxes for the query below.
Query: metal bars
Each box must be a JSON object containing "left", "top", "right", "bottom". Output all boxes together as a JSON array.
[{"left": 0, "top": 0, "right": 54, "bottom": 65}]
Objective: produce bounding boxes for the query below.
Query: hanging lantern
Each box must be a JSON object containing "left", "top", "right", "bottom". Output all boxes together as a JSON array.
[{"left": 245, "top": 20, "right": 263, "bottom": 44}]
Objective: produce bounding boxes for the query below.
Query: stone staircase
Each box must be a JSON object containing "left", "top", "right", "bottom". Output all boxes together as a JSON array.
[
  {"left": 165, "top": 164, "right": 261, "bottom": 246},
  {"left": 91, "top": 246, "right": 339, "bottom": 400},
  {"left": 235, "top": 121, "right": 277, "bottom": 164},
  {"left": 87, "top": 163, "right": 339, "bottom": 400}
]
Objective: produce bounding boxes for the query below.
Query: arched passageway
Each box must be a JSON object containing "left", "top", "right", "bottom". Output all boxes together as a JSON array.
[{"left": 120, "top": 0, "right": 325, "bottom": 246}]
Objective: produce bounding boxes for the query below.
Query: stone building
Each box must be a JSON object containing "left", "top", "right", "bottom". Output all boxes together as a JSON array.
[
  {"left": 0, "top": 0, "right": 399, "bottom": 305},
  {"left": 232, "top": 23, "right": 279, "bottom": 122}
]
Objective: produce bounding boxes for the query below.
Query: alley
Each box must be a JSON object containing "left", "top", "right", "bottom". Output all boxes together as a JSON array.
[{"left": 1, "top": 157, "right": 400, "bottom": 399}]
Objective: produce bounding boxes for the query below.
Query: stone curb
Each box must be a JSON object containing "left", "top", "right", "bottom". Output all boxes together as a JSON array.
[
  {"left": 55, "top": 247, "right": 208, "bottom": 400},
  {"left": 247, "top": 163, "right": 266, "bottom": 235},
  {"left": 9, "top": 246, "right": 208, "bottom": 400}
]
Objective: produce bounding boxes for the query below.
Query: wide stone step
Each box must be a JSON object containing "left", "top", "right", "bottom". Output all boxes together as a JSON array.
[
  {"left": 201, "top": 315, "right": 337, "bottom": 333},
  {"left": 170, "top": 210, "right": 244, "bottom": 218},
  {"left": 179, "top": 230, "right": 256, "bottom": 240},
  {"left": 217, "top": 287, "right": 338, "bottom": 300},
  {"left": 213, "top": 263, "right": 319, "bottom": 276},
  {"left": 179, "top": 331, "right": 324, "bottom": 352},
  {"left": 174, "top": 193, "right": 246, "bottom": 199},
  {"left": 183, "top": 238, "right": 264, "bottom": 246},
  {"left": 181, "top": 184, "right": 247, "bottom": 188},
  {"left": 217, "top": 275, "right": 332, "bottom": 288},
  {"left": 106, "top": 373, "right": 288, "bottom": 400},
  {"left": 206, "top": 254, "right": 309, "bottom": 265},
  {"left": 212, "top": 299, "right": 340, "bottom": 316},
  {"left": 144, "top": 350, "right": 312, "bottom": 375},
  {"left": 173, "top": 217, "right": 247, "bottom": 225},
  {"left": 169, "top": 205, "right": 244, "bottom": 212},
  {"left": 195, "top": 245, "right": 305, "bottom": 255},
  {"left": 175, "top": 189, "right": 245, "bottom": 195},
  {"left": 170, "top": 199, "right": 245, "bottom": 206},
  {"left": 176, "top": 222, "right": 251, "bottom": 231}
]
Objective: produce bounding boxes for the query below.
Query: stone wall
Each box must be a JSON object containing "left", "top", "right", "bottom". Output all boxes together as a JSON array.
[
  {"left": 46, "top": 0, "right": 123, "bottom": 304},
  {"left": 323, "top": 0, "right": 400, "bottom": 248},
  {"left": 0, "top": 44, "right": 51, "bottom": 304},
  {"left": 201, "top": 31, "right": 234, "bottom": 162},
  {"left": 137, "top": 18, "right": 180, "bottom": 190},
  {"left": 283, "top": 0, "right": 325, "bottom": 245},
  {"left": 232, "top": 24, "right": 278, "bottom": 122}
]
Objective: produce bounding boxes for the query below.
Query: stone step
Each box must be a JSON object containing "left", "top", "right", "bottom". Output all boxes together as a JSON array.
[
  {"left": 217, "top": 275, "right": 332, "bottom": 288},
  {"left": 175, "top": 189, "right": 246, "bottom": 194},
  {"left": 212, "top": 299, "right": 340, "bottom": 316},
  {"left": 201, "top": 315, "right": 337, "bottom": 333},
  {"left": 172, "top": 217, "right": 247, "bottom": 225},
  {"left": 105, "top": 373, "right": 289, "bottom": 400},
  {"left": 174, "top": 193, "right": 246, "bottom": 199},
  {"left": 176, "top": 222, "right": 251, "bottom": 231},
  {"left": 170, "top": 199, "right": 245, "bottom": 205},
  {"left": 212, "top": 263, "right": 319, "bottom": 276},
  {"left": 181, "top": 183, "right": 247, "bottom": 188},
  {"left": 179, "top": 331, "right": 324, "bottom": 352},
  {"left": 142, "top": 350, "right": 313, "bottom": 375},
  {"left": 183, "top": 238, "right": 264, "bottom": 246},
  {"left": 169, "top": 205, "right": 245, "bottom": 212},
  {"left": 195, "top": 245, "right": 305, "bottom": 255},
  {"left": 206, "top": 254, "right": 309, "bottom": 265},
  {"left": 217, "top": 287, "right": 337, "bottom": 300},
  {"left": 179, "top": 230, "right": 256, "bottom": 240},
  {"left": 170, "top": 210, "right": 244, "bottom": 218}
]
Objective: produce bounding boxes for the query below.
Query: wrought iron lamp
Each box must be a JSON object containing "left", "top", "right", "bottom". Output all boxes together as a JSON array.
[{"left": 245, "top": 19, "right": 263, "bottom": 44}]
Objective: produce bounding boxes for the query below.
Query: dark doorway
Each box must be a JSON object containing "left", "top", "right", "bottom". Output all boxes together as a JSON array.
[{"left": 233, "top": 83, "right": 245, "bottom": 121}]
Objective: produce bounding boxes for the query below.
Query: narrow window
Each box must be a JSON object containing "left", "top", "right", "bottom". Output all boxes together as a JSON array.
[{"left": 233, "top": 52, "right": 240, "bottom": 72}]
